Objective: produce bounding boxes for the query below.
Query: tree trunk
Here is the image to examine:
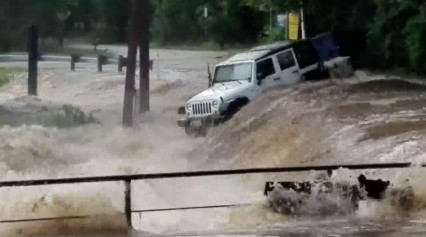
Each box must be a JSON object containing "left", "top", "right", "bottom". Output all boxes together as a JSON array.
[
  {"left": 138, "top": 0, "right": 151, "bottom": 113},
  {"left": 28, "top": 25, "right": 38, "bottom": 96},
  {"left": 123, "top": 0, "right": 143, "bottom": 126}
]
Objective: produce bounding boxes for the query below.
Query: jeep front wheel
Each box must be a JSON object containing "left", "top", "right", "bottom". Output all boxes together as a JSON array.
[
  {"left": 185, "top": 125, "right": 199, "bottom": 137},
  {"left": 185, "top": 124, "right": 209, "bottom": 137}
]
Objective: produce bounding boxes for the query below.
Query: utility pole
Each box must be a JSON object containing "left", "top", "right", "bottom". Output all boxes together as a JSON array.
[
  {"left": 300, "top": 0, "right": 306, "bottom": 39},
  {"left": 123, "top": 0, "right": 143, "bottom": 126},
  {"left": 138, "top": 0, "right": 152, "bottom": 113},
  {"left": 28, "top": 25, "right": 39, "bottom": 96},
  {"left": 269, "top": 0, "right": 273, "bottom": 34}
]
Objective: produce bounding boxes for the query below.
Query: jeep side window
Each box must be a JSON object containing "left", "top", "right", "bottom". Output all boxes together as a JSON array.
[
  {"left": 293, "top": 42, "right": 318, "bottom": 69},
  {"left": 256, "top": 58, "right": 275, "bottom": 79},
  {"left": 277, "top": 50, "right": 296, "bottom": 70}
]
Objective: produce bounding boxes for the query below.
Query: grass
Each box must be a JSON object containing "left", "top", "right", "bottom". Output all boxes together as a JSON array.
[
  {"left": 40, "top": 44, "right": 115, "bottom": 58},
  {"left": 48, "top": 104, "right": 100, "bottom": 128},
  {"left": 152, "top": 83, "right": 174, "bottom": 94},
  {"left": 150, "top": 41, "right": 223, "bottom": 51},
  {"left": 4, "top": 37, "right": 115, "bottom": 58},
  {"left": 41, "top": 40, "right": 249, "bottom": 58},
  {"left": 0, "top": 67, "right": 27, "bottom": 87},
  {"left": 150, "top": 41, "right": 250, "bottom": 55}
]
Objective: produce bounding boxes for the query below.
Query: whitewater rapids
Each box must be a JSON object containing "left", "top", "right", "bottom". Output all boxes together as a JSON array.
[{"left": 1, "top": 47, "right": 426, "bottom": 236}]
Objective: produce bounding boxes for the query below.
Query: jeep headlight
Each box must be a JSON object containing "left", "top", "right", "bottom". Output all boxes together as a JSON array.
[
  {"left": 186, "top": 103, "right": 192, "bottom": 110},
  {"left": 212, "top": 100, "right": 219, "bottom": 108}
]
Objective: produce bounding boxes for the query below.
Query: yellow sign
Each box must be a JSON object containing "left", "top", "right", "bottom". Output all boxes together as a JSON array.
[{"left": 288, "top": 12, "right": 300, "bottom": 40}]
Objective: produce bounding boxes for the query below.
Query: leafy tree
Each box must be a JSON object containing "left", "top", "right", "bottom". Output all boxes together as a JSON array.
[
  {"left": 91, "top": 0, "right": 130, "bottom": 43},
  {"left": 369, "top": 0, "right": 426, "bottom": 72},
  {"left": 0, "top": 0, "right": 425, "bottom": 75},
  {"left": 0, "top": 0, "right": 76, "bottom": 50},
  {"left": 152, "top": 0, "right": 206, "bottom": 45},
  {"left": 404, "top": 5, "right": 426, "bottom": 73}
]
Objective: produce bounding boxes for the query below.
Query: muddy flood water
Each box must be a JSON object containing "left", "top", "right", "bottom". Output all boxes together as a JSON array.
[{"left": 1, "top": 47, "right": 426, "bottom": 236}]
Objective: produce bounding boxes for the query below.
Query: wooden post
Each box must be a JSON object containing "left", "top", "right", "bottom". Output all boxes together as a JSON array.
[
  {"left": 97, "top": 55, "right": 107, "bottom": 72},
  {"left": 71, "top": 57, "right": 75, "bottom": 71},
  {"left": 138, "top": 0, "right": 152, "bottom": 113},
  {"left": 28, "top": 25, "right": 39, "bottom": 96},
  {"left": 70, "top": 54, "right": 79, "bottom": 71},
  {"left": 207, "top": 63, "right": 212, "bottom": 88},
  {"left": 118, "top": 55, "right": 124, "bottom": 72},
  {"left": 124, "top": 180, "right": 132, "bottom": 228},
  {"left": 123, "top": 0, "right": 143, "bottom": 126},
  {"left": 118, "top": 55, "right": 128, "bottom": 73},
  {"left": 97, "top": 55, "right": 102, "bottom": 72}
]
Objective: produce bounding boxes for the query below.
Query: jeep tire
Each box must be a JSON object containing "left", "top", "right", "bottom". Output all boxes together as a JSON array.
[
  {"left": 185, "top": 124, "right": 210, "bottom": 137},
  {"left": 185, "top": 124, "right": 201, "bottom": 137},
  {"left": 223, "top": 98, "right": 249, "bottom": 121}
]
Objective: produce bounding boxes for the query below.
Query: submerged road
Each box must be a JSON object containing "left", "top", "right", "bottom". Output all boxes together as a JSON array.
[{"left": 1, "top": 45, "right": 426, "bottom": 236}]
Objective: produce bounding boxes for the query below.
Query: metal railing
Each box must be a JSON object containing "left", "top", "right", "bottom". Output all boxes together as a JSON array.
[{"left": 0, "top": 162, "right": 424, "bottom": 228}]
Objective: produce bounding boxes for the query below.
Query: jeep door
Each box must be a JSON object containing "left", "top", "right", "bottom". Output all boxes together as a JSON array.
[
  {"left": 256, "top": 57, "right": 279, "bottom": 91},
  {"left": 276, "top": 49, "right": 300, "bottom": 85}
]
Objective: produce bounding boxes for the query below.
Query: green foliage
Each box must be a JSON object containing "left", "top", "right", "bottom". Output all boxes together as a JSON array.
[
  {"left": 152, "top": 0, "right": 206, "bottom": 45},
  {"left": 49, "top": 105, "right": 99, "bottom": 128},
  {"left": 251, "top": 0, "right": 425, "bottom": 75},
  {"left": 0, "top": 67, "right": 26, "bottom": 88},
  {"left": 242, "top": 0, "right": 300, "bottom": 12},
  {"left": 39, "top": 43, "right": 114, "bottom": 58},
  {"left": 0, "top": 70, "right": 10, "bottom": 88},
  {"left": 368, "top": 0, "right": 426, "bottom": 73},
  {"left": 0, "top": 0, "right": 76, "bottom": 50},
  {"left": 403, "top": 5, "right": 426, "bottom": 74},
  {"left": 204, "top": 9, "right": 233, "bottom": 48},
  {"left": 151, "top": 0, "right": 264, "bottom": 47},
  {"left": 263, "top": 27, "right": 286, "bottom": 43},
  {"left": 88, "top": 0, "right": 130, "bottom": 43},
  {"left": 0, "top": 0, "right": 425, "bottom": 75}
]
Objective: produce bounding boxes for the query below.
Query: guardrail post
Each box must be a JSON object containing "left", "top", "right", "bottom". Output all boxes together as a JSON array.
[
  {"left": 71, "top": 54, "right": 79, "bottom": 71},
  {"left": 28, "top": 24, "right": 39, "bottom": 96},
  {"left": 118, "top": 55, "right": 122, "bottom": 72},
  {"left": 124, "top": 180, "right": 132, "bottom": 229},
  {"left": 118, "top": 55, "right": 127, "bottom": 72},
  {"left": 98, "top": 55, "right": 107, "bottom": 72},
  {"left": 149, "top": 59, "right": 153, "bottom": 71}
]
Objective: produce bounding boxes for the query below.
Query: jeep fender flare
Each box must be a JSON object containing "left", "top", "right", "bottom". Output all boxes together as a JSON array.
[{"left": 223, "top": 97, "right": 249, "bottom": 116}]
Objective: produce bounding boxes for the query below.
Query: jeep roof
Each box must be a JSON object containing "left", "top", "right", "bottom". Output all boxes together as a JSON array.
[{"left": 217, "top": 39, "right": 306, "bottom": 67}]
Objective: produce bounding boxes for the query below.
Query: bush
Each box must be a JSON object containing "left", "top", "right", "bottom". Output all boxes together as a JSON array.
[
  {"left": 367, "top": 0, "right": 426, "bottom": 75},
  {"left": 259, "top": 27, "right": 287, "bottom": 43},
  {"left": 49, "top": 105, "right": 99, "bottom": 128},
  {"left": 0, "top": 67, "right": 26, "bottom": 87},
  {"left": 0, "top": 71, "right": 10, "bottom": 88}
]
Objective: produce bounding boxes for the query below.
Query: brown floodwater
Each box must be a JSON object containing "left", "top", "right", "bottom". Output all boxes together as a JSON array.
[{"left": 2, "top": 48, "right": 426, "bottom": 236}]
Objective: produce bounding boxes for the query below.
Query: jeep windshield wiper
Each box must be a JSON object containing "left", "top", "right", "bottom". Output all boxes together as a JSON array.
[
  {"left": 214, "top": 80, "right": 232, "bottom": 84},
  {"left": 214, "top": 78, "right": 249, "bottom": 84},
  {"left": 236, "top": 77, "right": 251, "bottom": 83}
]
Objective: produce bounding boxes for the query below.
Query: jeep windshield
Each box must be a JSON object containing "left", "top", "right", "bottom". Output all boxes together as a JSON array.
[{"left": 213, "top": 62, "right": 253, "bottom": 83}]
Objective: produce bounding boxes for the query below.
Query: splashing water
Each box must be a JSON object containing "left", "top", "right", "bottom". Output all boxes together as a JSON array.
[
  {"left": 201, "top": 78, "right": 426, "bottom": 169},
  {"left": 2, "top": 48, "right": 426, "bottom": 236}
]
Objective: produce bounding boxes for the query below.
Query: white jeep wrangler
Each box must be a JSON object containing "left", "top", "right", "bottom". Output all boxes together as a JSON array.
[{"left": 177, "top": 34, "right": 343, "bottom": 137}]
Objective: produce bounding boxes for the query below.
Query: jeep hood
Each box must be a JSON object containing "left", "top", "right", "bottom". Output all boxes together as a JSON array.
[{"left": 188, "top": 81, "right": 251, "bottom": 102}]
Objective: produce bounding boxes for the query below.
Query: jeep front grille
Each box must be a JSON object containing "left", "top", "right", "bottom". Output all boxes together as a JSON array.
[{"left": 192, "top": 102, "right": 212, "bottom": 115}]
